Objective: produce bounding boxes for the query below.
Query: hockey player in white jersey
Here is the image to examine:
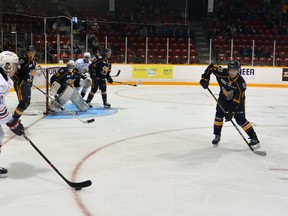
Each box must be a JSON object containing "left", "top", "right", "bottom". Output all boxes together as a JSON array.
[
  {"left": 0, "top": 51, "right": 25, "bottom": 177},
  {"left": 75, "top": 52, "right": 92, "bottom": 98}
]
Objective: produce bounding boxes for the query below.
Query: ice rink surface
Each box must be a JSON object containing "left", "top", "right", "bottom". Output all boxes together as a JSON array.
[{"left": 1, "top": 85, "right": 288, "bottom": 216}]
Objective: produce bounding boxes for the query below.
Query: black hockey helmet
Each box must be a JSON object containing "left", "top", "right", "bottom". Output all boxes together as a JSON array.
[
  {"left": 228, "top": 61, "right": 241, "bottom": 72},
  {"left": 26, "top": 45, "right": 36, "bottom": 53},
  {"left": 101, "top": 48, "right": 112, "bottom": 56}
]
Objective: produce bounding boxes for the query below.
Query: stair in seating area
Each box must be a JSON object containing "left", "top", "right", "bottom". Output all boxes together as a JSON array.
[{"left": 190, "top": 21, "right": 211, "bottom": 64}]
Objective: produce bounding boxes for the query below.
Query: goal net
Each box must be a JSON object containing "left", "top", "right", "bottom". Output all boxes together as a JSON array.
[{"left": 23, "top": 66, "right": 60, "bottom": 115}]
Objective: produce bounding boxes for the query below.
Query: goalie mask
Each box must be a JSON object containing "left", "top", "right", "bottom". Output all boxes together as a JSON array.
[
  {"left": 67, "top": 60, "right": 76, "bottom": 72},
  {"left": 227, "top": 61, "right": 241, "bottom": 78},
  {"left": 0, "top": 51, "right": 19, "bottom": 76}
]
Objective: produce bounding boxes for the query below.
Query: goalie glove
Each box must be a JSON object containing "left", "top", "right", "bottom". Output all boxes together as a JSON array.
[
  {"left": 80, "top": 77, "right": 92, "bottom": 88},
  {"left": 6, "top": 118, "right": 24, "bottom": 136},
  {"left": 66, "top": 79, "right": 74, "bottom": 86}
]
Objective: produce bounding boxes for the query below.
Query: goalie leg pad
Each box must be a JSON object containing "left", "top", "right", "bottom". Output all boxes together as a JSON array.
[
  {"left": 50, "top": 81, "right": 61, "bottom": 96},
  {"left": 49, "top": 100, "right": 61, "bottom": 112},
  {"left": 58, "top": 85, "right": 74, "bottom": 105},
  {"left": 70, "top": 88, "right": 89, "bottom": 111},
  {"left": 81, "top": 87, "right": 89, "bottom": 94}
]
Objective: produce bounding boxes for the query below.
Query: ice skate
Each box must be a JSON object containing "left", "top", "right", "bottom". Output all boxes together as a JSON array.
[
  {"left": 212, "top": 134, "right": 221, "bottom": 145},
  {"left": 86, "top": 101, "right": 93, "bottom": 108},
  {"left": 0, "top": 167, "right": 8, "bottom": 178},
  {"left": 249, "top": 137, "right": 261, "bottom": 149},
  {"left": 103, "top": 101, "right": 111, "bottom": 108}
]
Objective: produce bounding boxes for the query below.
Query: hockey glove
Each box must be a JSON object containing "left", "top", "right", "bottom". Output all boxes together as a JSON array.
[
  {"left": 225, "top": 111, "right": 234, "bottom": 122},
  {"left": 106, "top": 76, "right": 113, "bottom": 84},
  {"left": 200, "top": 75, "right": 209, "bottom": 89},
  {"left": 205, "top": 63, "right": 220, "bottom": 73},
  {"left": 66, "top": 79, "right": 74, "bottom": 86},
  {"left": 6, "top": 118, "right": 24, "bottom": 136}
]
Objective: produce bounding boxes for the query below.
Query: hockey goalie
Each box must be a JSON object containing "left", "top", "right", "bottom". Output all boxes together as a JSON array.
[{"left": 48, "top": 60, "right": 91, "bottom": 112}]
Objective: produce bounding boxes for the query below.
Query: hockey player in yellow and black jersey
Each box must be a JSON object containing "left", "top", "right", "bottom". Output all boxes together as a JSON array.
[
  {"left": 85, "top": 48, "right": 113, "bottom": 108},
  {"left": 200, "top": 61, "right": 260, "bottom": 149},
  {"left": 50, "top": 60, "right": 80, "bottom": 95},
  {"left": 11, "top": 45, "right": 37, "bottom": 121}
]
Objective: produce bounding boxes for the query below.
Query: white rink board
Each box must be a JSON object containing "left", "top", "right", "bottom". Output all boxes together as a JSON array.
[{"left": 40, "top": 64, "right": 288, "bottom": 86}]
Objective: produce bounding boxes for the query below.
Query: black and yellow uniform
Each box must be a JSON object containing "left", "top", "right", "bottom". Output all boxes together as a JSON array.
[
  {"left": 200, "top": 61, "right": 260, "bottom": 147},
  {"left": 86, "top": 48, "right": 113, "bottom": 108},
  {"left": 11, "top": 46, "right": 37, "bottom": 120},
  {"left": 50, "top": 67, "right": 80, "bottom": 95}
]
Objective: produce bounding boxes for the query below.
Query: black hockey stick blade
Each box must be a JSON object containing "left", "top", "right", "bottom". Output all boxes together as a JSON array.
[
  {"left": 22, "top": 133, "right": 92, "bottom": 189},
  {"left": 133, "top": 80, "right": 142, "bottom": 86},
  {"left": 87, "top": 118, "right": 95, "bottom": 123},
  {"left": 111, "top": 70, "right": 121, "bottom": 77},
  {"left": 252, "top": 149, "right": 267, "bottom": 156},
  {"left": 68, "top": 180, "right": 92, "bottom": 189}
]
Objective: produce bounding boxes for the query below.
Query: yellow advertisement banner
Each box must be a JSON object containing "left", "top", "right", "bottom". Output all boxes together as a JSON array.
[{"left": 132, "top": 65, "right": 174, "bottom": 79}]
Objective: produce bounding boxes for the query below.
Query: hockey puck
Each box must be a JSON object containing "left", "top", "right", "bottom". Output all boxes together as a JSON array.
[{"left": 75, "top": 187, "right": 82, "bottom": 191}]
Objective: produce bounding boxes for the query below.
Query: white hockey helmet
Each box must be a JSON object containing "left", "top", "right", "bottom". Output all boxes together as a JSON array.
[
  {"left": 0, "top": 51, "right": 19, "bottom": 73},
  {"left": 83, "top": 52, "right": 91, "bottom": 58}
]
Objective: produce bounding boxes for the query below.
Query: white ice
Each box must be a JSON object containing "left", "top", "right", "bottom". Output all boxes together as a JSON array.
[{"left": 1, "top": 85, "right": 288, "bottom": 216}]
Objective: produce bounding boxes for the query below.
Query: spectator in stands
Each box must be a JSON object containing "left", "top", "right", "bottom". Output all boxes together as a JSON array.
[
  {"left": 215, "top": 45, "right": 225, "bottom": 59},
  {"left": 3, "top": 41, "right": 14, "bottom": 52},
  {"left": 261, "top": 47, "right": 272, "bottom": 58},
  {"left": 271, "top": 23, "right": 279, "bottom": 35},
  {"left": 73, "top": 43, "right": 82, "bottom": 55},
  {"left": 89, "top": 35, "right": 100, "bottom": 54},
  {"left": 222, "top": 25, "right": 232, "bottom": 39},
  {"left": 111, "top": 43, "right": 121, "bottom": 56},
  {"left": 281, "top": 1, "right": 288, "bottom": 24},
  {"left": 209, "top": 27, "right": 220, "bottom": 39},
  {"left": 254, "top": 47, "right": 262, "bottom": 58},
  {"left": 230, "top": 24, "right": 238, "bottom": 37},
  {"left": 62, "top": 41, "right": 71, "bottom": 52},
  {"left": 47, "top": 41, "right": 56, "bottom": 63},
  {"left": 240, "top": 45, "right": 252, "bottom": 58}
]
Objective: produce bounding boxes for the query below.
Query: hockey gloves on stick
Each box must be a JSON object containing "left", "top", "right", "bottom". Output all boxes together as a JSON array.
[
  {"left": 106, "top": 76, "right": 113, "bottom": 84},
  {"left": 200, "top": 75, "right": 209, "bottom": 89},
  {"left": 6, "top": 118, "right": 24, "bottom": 136},
  {"left": 225, "top": 111, "right": 234, "bottom": 122},
  {"left": 205, "top": 63, "right": 220, "bottom": 73}
]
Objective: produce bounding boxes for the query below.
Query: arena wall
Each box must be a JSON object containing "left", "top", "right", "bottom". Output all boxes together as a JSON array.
[{"left": 36, "top": 64, "right": 288, "bottom": 88}]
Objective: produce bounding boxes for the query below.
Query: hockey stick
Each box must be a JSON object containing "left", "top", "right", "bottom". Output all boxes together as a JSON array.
[
  {"left": 38, "top": 66, "right": 47, "bottom": 79},
  {"left": 32, "top": 84, "right": 95, "bottom": 124},
  {"left": 22, "top": 133, "right": 92, "bottom": 190},
  {"left": 113, "top": 80, "right": 141, "bottom": 87},
  {"left": 207, "top": 87, "right": 266, "bottom": 156},
  {"left": 111, "top": 70, "right": 121, "bottom": 77}
]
